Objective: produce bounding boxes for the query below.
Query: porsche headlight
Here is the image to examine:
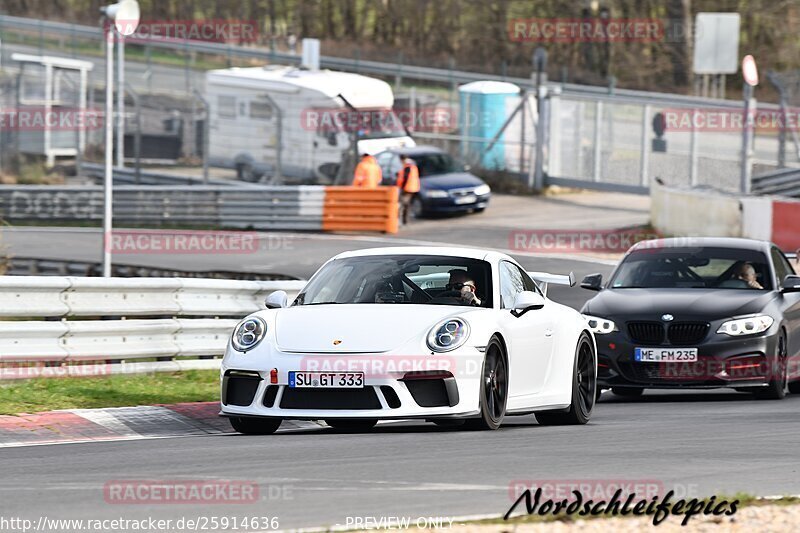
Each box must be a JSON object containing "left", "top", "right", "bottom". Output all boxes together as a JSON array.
[
  {"left": 583, "top": 314, "right": 617, "bottom": 335},
  {"left": 717, "top": 315, "right": 774, "bottom": 336},
  {"left": 427, "top": 318, "right": 470, "bottom": 352},
  {"left": 231, "top": 317, "right": 267, "bottom": 352}
]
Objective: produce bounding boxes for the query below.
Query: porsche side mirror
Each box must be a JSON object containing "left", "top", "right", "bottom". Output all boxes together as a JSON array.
[
  {"left": 781, "top": 275, "right": 800, "bottom": 293},
  {"left": 265, "top": 290, "right": 288, "bottom": 309},
  {"left": 511, "top": 291, "right": 545, "bottom": 317},
  {"left": 581, "top": 273, "right": 603, "bottom": 291}
]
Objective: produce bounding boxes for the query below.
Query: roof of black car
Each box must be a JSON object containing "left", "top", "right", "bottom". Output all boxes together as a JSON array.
[{"left": 630, "top": 237, "right": 771, "bottom": 253}]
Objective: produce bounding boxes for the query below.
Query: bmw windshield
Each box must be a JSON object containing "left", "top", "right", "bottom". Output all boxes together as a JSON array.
[
  {"left": 293, "top": 255, "right": 492, "bottom": 307},
  {"left": 608, "top": 247, "right": 772, "bottom": 290}
]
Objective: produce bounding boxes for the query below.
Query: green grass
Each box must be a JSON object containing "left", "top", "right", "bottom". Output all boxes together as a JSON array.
[{"left": 0, "top": 370, "right": 219, "bottom": 415}]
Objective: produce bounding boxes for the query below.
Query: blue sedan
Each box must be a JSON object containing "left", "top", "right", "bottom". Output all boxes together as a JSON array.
[{"left": 375, "top": 146, "right": 491, "bottom": 218}]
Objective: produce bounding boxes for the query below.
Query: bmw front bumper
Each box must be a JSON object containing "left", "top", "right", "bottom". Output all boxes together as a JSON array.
[{"left": 595, "top": 331, "right": 781, "bottom": 390}]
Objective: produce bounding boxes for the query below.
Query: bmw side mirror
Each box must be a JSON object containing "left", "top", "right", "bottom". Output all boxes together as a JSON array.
[
  {"left": 511, "top": 291, "right": 545, "bottom": 317},
  {"left": 581, "top": 273, "right": 603, "bottom": 291},
  {"left": 781, "top": 275, "right": 800, "bottom": 293},
  {"left": 265, "top": 290, "right": 288, "bottom": 309}
]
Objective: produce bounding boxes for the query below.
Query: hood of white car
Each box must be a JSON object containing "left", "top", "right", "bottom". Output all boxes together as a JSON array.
[{"left": 274, "top": 304, "right": 475, "bottom": 353}]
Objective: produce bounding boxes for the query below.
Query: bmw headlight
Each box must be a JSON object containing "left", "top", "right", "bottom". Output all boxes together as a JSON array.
[
  {"left": 427, "top": 318, "right": 470, "bottom": 352},
  {"left": 717, "top": 315, "right": 774, "bottom": 336},
  {"left": 231, "top": 316, "right": 267, "bottom": 352},
  {"left": 473, "top": 184, "right": 491, "bottom": 196},
  {"left": 423, "top": 189, "right": 449, "bottom": 199},
  {"left": 583, "top": 314, "right": 617, "bottom": 335}
]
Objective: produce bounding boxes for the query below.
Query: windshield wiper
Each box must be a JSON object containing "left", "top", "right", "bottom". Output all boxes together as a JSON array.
[{"left": 301, "top": 301, "right": 342, "bottom": 306}]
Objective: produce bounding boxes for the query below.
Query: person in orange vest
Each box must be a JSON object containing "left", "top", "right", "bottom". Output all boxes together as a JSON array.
[
  {"left": 395, "top": 155, "right": 420, "bottom": 225},
  {"left": 352, "top": 152, "right": 382, "bottom": 188}
]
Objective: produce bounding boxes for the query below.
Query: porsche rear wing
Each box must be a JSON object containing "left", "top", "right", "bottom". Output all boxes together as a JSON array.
[
  {"left": 527, "top": 271, "right": 576, "bottom": 296},
  {"left": 786, "top": 249, "right": 798, "bottom": 263}
]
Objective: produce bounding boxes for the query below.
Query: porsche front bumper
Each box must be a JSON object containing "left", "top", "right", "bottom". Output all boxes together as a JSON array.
[{"left": 219, "top": 348, "right": 485, "bottom": 420}]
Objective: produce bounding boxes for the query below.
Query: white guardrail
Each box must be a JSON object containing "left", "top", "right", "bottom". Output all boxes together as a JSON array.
[{"left": 0, "top": 277, "right": 306, "bottom": 364}]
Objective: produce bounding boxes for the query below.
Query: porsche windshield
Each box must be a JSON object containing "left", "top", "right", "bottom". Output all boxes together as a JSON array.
[
  {"left": 294, "top": 255, "right": 493, "bottom": 307},
  {"left": 609, "top": 247, "right": 772, "bottom": 290}
]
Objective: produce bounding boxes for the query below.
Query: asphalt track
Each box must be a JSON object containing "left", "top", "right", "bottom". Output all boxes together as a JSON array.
[
  {"left": 2, "top": 392, "right": 800, "bottom": 529},
  {"left": 3, "top": 195, "right": 800, "bottom": 528}
]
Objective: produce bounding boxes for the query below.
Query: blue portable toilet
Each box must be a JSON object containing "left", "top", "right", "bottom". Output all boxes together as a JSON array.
[{"left": 458, "top": 81, "right": 521, "bottom": 170}]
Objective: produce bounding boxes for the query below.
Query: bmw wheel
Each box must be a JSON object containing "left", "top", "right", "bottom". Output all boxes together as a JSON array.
[
  {"left": 755, "top": 330, "right": 788, "bottom": 400},
  {"left": 536, "top": 332, "right": 596, "bottom": 425}
]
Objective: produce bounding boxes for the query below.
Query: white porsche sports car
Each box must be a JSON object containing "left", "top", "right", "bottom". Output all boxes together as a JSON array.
[{"left": 220, "top": 247, "right": 597, "bottom": 433}]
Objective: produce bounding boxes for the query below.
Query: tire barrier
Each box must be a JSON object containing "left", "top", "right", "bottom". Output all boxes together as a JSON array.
[{"left": 0, "top": 185, "right": 398, "bottom": 233}]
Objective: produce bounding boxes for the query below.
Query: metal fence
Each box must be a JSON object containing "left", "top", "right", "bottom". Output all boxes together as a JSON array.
[{"left": 1, "top": 14, "right": 798, "bottom": 196}]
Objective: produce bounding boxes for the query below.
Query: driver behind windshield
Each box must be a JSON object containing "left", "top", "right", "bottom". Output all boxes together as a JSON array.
[
  {"left": 440, "top": 269, "right": 482, "bottom": 306},
  {"left": 734, "top": 262, "right": 763, "bottom": 289}
]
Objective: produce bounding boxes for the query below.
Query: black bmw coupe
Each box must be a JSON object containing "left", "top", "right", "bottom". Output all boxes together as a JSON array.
[{"left": 580, "top": 238, "right": 800, "bottom": 399}]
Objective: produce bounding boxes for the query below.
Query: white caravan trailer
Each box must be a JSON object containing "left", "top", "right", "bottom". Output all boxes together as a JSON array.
[{"left": 205, "top": 65, "right": 415, "bottom": 183}]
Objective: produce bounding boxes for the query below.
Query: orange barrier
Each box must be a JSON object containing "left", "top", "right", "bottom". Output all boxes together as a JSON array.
[{"left": 322, "top": 186, "right": 399, "bottom": 234}]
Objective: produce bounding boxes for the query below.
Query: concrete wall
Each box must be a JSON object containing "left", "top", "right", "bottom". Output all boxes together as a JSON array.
[
  {"left": 651, "top": 184, "right": 800, "bottom": 251},
  {"left": 651, "top": 185, "right": 742, "bottom": 238}
]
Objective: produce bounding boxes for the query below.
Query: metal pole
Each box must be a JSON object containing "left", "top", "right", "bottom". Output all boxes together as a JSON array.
[
  {"left": 103, "top": 27, "right": 114, "bottom": 277},
  {"left": 689, "top": 109, "right": 699, "bottom": 187},
  {"left": 116, "top": 35, "right": 125, "bottom": 167},
  {"left": 126, "top": 84, "right": 141, "bottom": 184},
  {"left": 740, "top": 85, "right": 755, "bottom": 194},
  {"left": 192, "top": 89, "right": 210, "bottom": 184},
  {"left": 44, "top": 63, "right": 53, "bottom": 167},
  {"left": 76, "top": 67, "right": 88, "bottom": 179},
  {"left": 533, "top": 86, "right": 547, "bottom": 190},
  {"left": 593, "top": 101, "right": 602, "bottom": 182},
  {"left": 639, "top": 104, "right": 650, "bottom": 187},
  {"left": 519, "top": 92, "right": 525, "bottom": 173}
]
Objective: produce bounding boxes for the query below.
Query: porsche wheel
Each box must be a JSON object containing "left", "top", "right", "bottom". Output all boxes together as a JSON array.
[
  {"left": 325, "top": 419, "right": 378, "bottom": 431},
  {"left": 465, "top": 337, "right": 507, "bottom": 430},
  {"left": 230, "top": 416, "right": 281, "bottom": 435},
  {"left": 536, "top": 332, "right": 596, "bottom": 425},
  {"left": 754, "top": 330, "right": 788, "bottom": 400}
]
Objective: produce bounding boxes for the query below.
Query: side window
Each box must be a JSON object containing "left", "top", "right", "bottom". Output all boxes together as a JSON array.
[
  {"left": 217, "top": 95, "right": 236, "bottom": 119},
  {"left": 499, "top": 261, "right": 526, "bottom": 309},
  {"left": 772, "top": 247, "right": 794, "bottom": 286},
  {"left": 514, "top": 265, "right": 539, "bottom": 293},
  {"left": 250, "top": 100, "right": 273, "bottom": 120}
]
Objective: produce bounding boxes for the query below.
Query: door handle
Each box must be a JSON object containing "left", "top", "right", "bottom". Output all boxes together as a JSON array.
[{"left": 544, "top": 329, "right": 553, "bottom": 337}]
